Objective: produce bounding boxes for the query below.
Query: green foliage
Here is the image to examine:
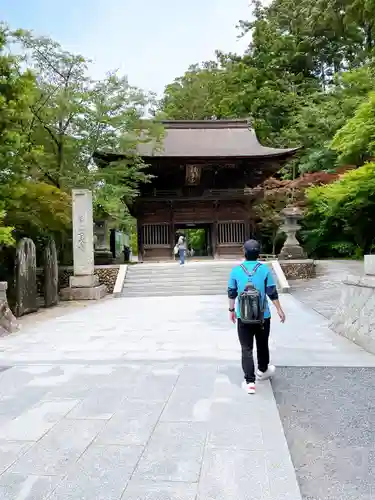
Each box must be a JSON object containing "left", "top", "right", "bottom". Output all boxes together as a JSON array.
[
  {"left": 303, "top": 163, "right": 375, "bottom": 256},
  {"left": 158, "top": 0, "right": 375, "bottom": 257},
  {"left": 0, "top": 26, "right": 159, "bottom": 252},
  {"left": 0, "top": 210, "right": 14, "bottom": 246},
  {"left": 0, "top": 26, "right": 39, "bottom": 189},
  {"left": 4, "top": 182, "right": 71, "bottom": 240},
  {"left": 331, "top": 92, "right": 375, "bottom": 165},
  {"left": 298, "top": 148, "right": 338, "bottom": 174},
  {"left": 186, "top": 229, "right": 206, "bottom": 253},
  {"left": 2, "top": 0, "right": 375, "bottom": 261}
]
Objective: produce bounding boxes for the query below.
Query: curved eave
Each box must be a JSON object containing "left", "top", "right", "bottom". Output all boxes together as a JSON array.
[
  {"left": 141, "top": 148, "right": 300, "bottom": 160},
  {"left": 94, "top": 147, "right": 300, "bottom": 167}
]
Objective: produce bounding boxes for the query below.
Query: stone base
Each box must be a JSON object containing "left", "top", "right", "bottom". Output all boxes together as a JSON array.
[
  {"left": 330, "top": 274, "right": 375, "bottom": 354},
  {"left": 69, "top": 274, "right": 99, "bottom": 288},
  {"left": 60, "top": 284, "right": 107, "bottom": 301},
  {"left": 279, "top": 259, "right": 315, "bottom": 280},
  {"left": 94, "top": 250, "right": 114, "bottom": 266},
  {"left": 278, "top": 245, "right": 306, "bottom": 260}
]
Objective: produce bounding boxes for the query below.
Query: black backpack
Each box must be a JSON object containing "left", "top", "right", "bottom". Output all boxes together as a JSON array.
[{"left": 238, "top": 263, "right": 267, "bottom": 324}]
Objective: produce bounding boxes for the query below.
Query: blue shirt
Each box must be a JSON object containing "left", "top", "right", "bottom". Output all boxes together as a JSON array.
[{"left": 227, "top": 261, "right": 277, "bottom": 319}]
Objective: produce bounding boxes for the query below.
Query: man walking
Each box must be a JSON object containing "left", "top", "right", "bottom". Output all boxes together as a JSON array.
[{"left": 227, "top": 239, "right": 286, "bottom": 394}]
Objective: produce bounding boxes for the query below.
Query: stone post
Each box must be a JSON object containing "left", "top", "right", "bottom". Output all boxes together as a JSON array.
[
  {"left": 364, "top": 255, "right": 375, "bottom": 276},
  {"left": 0, "top": 282, "right": 19, "bottom": 335},
  {"left": 44, "top": 239, "right": 59, "bottom": 308},
  {"left": 60, "top": 189, "right": 106, "bottom": 300},
  {"left": 15, "top": 238, "right": 38, "bottom": 316},
  {"left": 278, "top": 206, "right": 306, "bottom": 260}
]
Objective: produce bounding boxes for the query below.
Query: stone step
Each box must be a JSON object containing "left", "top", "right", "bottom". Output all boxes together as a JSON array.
[
  {"left": 125, "top": 275, "right": 233, "bottom": 283},
  {"left": 122, "top": 285, "right": 226, "bottom": 293},
  {"left": 121, "top": 261, "right": 287, "bottom": 297},
  {"left": 125, "top": 271, "right": 229, "bottom": 278},
  {"left": 126, "top": 267, "right": 235, "bottom": 277},
  {"left": 122, "top": 289, "right": 227, "bottom": 297},
  {"left": 125, "top": 279, "right": 229, "bottom": 287}
]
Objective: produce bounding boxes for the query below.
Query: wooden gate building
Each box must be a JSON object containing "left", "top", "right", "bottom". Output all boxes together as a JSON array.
[{"left": 96, "top": 120, "right": 297, "bottom": 261}]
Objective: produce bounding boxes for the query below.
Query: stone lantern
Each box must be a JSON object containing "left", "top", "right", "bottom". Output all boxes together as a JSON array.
[
  {"left": 94, "top": 219, "right": 114, "bottom": 265},
  {"left": 278, "top": 206, "right": 306, "bottom": 260}
]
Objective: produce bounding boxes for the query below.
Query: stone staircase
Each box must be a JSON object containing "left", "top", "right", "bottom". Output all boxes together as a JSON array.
[{"left": 121, "top": 260, "right": 288, "bottom": 297}]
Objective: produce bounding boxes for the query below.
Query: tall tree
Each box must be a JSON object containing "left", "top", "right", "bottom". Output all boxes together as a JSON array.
[
  {"left": 0, "top": 26, "right": 38, "bottom": 245},
  {"left": 12, "top": 31, "right": 159, "bottom": 229},
  {"left": 15, "top": 31, "right": 91, "bottom": 189}
]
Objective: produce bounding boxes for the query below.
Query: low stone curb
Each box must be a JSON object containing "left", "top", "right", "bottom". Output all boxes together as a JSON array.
[{"left": 113, "top": 265, "right": 128, "bottom": 297}]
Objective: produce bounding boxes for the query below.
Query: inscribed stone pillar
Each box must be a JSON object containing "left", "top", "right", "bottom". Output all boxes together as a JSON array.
[
  {"left": 60, "top": 189, "right": 106, "bottom": 300},
  {"left": 72, "top": 189, "right": 95, "bottom": 277}
]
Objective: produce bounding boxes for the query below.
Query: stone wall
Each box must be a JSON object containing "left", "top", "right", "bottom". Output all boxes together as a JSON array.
[
  {"left": 59, "top": 265, "right": 120, "bottom": 294},
  {"left": 330, "top": 275, "right": 375, "bottom": 354},
  {"left": 279, "top": 259, "right": 316, "bottom": 280}
]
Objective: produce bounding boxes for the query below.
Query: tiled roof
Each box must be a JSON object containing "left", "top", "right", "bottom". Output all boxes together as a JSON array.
[{"left": 136, "top": 120, "right": 298, "bottom": 158}]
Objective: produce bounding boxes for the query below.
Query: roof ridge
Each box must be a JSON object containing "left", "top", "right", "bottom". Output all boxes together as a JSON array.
[{"left": 161, "top": 119, "right": 251, "bottom": 130}]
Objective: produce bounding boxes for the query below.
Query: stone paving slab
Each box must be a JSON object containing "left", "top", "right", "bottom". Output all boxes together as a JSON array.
[
  {"left": 0, "top": 294, "right": 374, "bottom": 367},
  {"left": 0, "top": 291, "right": 374, "bottom": 499},
  {"left": 133, "top": 422, "right": 207, "bottom": 483},
  {"left": 0, "top": 442, "right": 33, "bottom": 475},
  {"left": 0, "top": 472, "right": 58, "bottom": 500},
  {"left": 10, "top": 419, "right": 106, "bottom": 476},
  {"left": 0, "top": 361, "right": 300, "bottom": 500},
  {"left": 197, "top": 447, "right": 271, "bottom": 500},
  {"left": 121, "top": 481, "right": 198, "bottom": 500},
  {"left": 49, "top": 444, "right": 144, "bottom": 500},
  {"left": 95, "top": 400, "right": 166, "bottom": 446}
]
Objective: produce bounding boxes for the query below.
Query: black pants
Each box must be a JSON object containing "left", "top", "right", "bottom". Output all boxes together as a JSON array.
[{"left": 237, "top": 318, "right": 271, "bottom": 383}]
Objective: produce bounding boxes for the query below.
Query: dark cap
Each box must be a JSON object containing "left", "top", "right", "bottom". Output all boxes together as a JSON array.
[{"left": 243, "top": 239, "right": 261, "bottom": 253}]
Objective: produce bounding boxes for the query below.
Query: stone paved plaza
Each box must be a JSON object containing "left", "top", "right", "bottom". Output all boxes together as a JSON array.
[{"left": 0, "top": 292, "right": 374, "bottom": 499}]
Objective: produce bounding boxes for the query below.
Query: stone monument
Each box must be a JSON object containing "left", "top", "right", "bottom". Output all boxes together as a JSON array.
[
  {"left": 278, "top": 206, "right": 306, "bottom": 260},
  {"left": 60, "top": 189, "right": 106, "bottom": 300},
  {"left": 15, "top": 238, "right": 38, "bottom": 316},
  {"left": 44, "top": 239, "right": 59, "bottom": 307},
  {"left": 331, "top": 255, "right": 375, "bottom": 354}
]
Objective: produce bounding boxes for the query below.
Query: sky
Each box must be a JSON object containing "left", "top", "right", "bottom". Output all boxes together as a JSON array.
[{"left": 1, "top": 0, "right": 251, "bottom": 95}]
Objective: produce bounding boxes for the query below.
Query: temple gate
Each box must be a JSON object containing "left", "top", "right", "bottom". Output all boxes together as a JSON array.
[{"left": 96, "top": 119, "right": 297, "bottom": 261}]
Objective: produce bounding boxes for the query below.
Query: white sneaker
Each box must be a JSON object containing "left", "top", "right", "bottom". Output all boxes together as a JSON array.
[
  {"left": 256, "top": 365, "right": 276, "bottom": 381},
  {"left": 242, "top": 381, "right": 256, "bottom": 394}
]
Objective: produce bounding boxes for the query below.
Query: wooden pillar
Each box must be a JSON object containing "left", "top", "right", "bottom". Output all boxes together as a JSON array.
[
  {"left": 169, "top": 201, "right": 175, "bottom": 259},
  {"left": 244, "top": 200, "right": 252, "bottom": 240},
  {"left": 245, "top": 220, "right": 251, "bottom": 240},
  {"left": 137, "top": 220, "right": 144, "bottom": 262},
  {"left": 212, "top": 201, "right": 219, "bottom": 259}
]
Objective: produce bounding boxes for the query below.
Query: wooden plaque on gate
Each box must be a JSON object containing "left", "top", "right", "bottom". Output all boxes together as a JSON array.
[{"left": 185, "top": 165, "right": 201, "bottom": 186}]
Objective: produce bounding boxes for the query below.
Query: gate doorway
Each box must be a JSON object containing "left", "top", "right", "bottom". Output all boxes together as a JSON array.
[{"left": 175, "top": 223, "right": 212, "bottom": 258}]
